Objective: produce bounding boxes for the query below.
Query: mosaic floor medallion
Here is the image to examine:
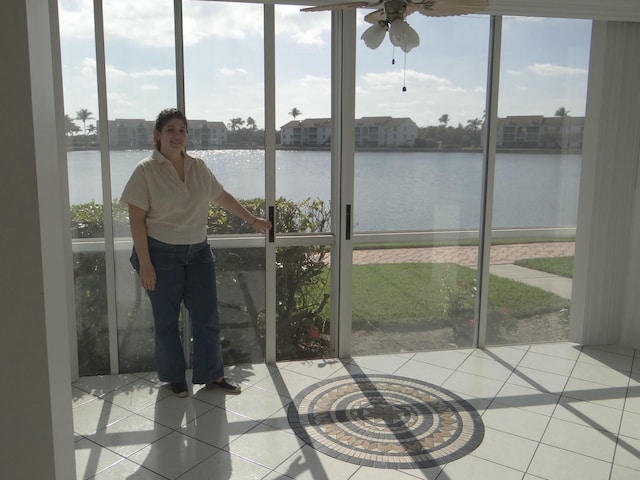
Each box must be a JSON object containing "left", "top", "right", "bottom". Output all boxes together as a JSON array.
[{"left": 287, "top": 374, "right": 484, "bottom": 469}]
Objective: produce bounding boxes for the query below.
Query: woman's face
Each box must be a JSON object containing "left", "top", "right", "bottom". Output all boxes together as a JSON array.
[{"left": 155, "top": 118, "right": 188, "bottom": 153}]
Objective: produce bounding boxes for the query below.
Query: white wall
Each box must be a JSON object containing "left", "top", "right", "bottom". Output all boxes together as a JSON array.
[{"left": 0, "top": 0, "right": 76, "bottom": 478}]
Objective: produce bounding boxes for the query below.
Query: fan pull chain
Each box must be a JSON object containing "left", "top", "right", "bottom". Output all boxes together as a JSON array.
[
  {"left": 392, "top": 45, "right": 396, "bottom": 65},
  {"left": 402, "top": 50, "right": 407, "bottom": 92}
]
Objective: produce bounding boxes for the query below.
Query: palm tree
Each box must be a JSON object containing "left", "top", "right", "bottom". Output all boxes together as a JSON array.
[
  {"left": 289, "top": 107, "right": 302, "bottom": 119},
  {"left": 246, "top": 117, "right": 257, "bottom": 130},
  {"left": 76, "top": 108, "right": 94, "bottom": 136},
  {"left": 554, "top": 107, "right": 570, "bottom": 118},
  {"left": 64, "top": 114, "right": 81, "bottom": 136},
  {"left": 228, "top": 117, "right": 245, "bottom": 132},
  {"left": 466, "top": 118, "right": 482, "bottom": 131},
  {"left": 438, "top": 114, "right": 450, "bottom": 127}
]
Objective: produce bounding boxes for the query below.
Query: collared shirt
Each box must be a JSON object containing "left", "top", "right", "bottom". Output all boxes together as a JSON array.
[{"left": 121, "top": 149, "right": 224, "bottom": 245}]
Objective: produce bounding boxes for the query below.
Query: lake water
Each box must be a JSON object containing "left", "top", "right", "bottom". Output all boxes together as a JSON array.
[{"left": 67, "top": 149, "right": 581, "bottom": 231}]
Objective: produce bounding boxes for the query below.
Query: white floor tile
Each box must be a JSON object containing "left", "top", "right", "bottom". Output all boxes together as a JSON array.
[
  {"left": 72, "top": 386, "right": 100, "bottom": 408},
  {"left": 137, "top": 393, "right": 217, "bottom": 429},
  {"left": 127, "top": 431, "right": 218, "bottom": 479},
  {"left": 519, "top": 350, "right": 577, "bottom": 377},
  {"left": 610, "top": 463, "right": 640, "bottom": 480},
  {"left": 442, "top": 370, "right": 505, "bottom": 399},
  {"left": 346, "top": 464, "right": 439, "bottom": 480},
  {"left": 562, "top": 376, "right": 627, "bottom": 410},
  {"left": 528, "top": 443, "right": 612, "bottom": 480},
  {"left": 411, "top": 349, "right": 470, "bottom": 370},
  {"left": 227, "top": 362, "right": 280, "bottom": 388},
  {"left": 100, "top": 377, "right": 172, "bottom": 413},
  {"left": 70, "top": 344, "right": 638, "bottom": 480},
  {"left": 180, "top": 406, "right": 258, "bottom": 449},
  {"left": 578, "top": 347, "right": 634, "bottom": 372},
  {"left": 553, "top": 396, "right": 623, "bottom": 433},
  {"left": 177, "top": 450, "right": 272, "bottom": 480},
  {"left": 614, "top": 434, "right": 640, "bottom": 472},
  {"left": 253, "top": 367, "right": 324, "bottom": 400},
  {"left": 273, "top": 444, "right": 360, "bottom": 480},
  {"left": 624, "top": 382, "right": 640, "bottom": 415},
  {"left": 75, "top": 438, "right": 126, "bottom": 480},
  {"left": 348, "top": 354, "right": 410, "bottom": 374},
  {"left": 456, "top": 355, "right": 514, "bottom": 382},
  {"left": 440, "top": 453, "right": 524, "bottom": 479},
  {"left": 279, "top": 357, "right": 350, "bottom": 380},
  {"left": 73, "top": 397, "right": 134, "bottom": 436},
  {"left": 571, "top": 361, "right": 632, "bottom": 388},
  {"left": 90, "top": 458, "right": 166, "bottom": 479},
  {"left": 223, "top": 384, "right": 291, "bottom": 421},
  {"left": 527, "top": 342, "right": 581, "bottom": 361},
  {"left": 585, "top": 344, "right": 636, "bottom": 357},
  {"left": 471, "top": 345, "right": 528, "bottom": 366},
  {"left": 493, "top": 381, "right": 560, "bottom": 417},
  {"left": 481, "top": 404, "right": 550, "bottom": 442},
  {"left": 73, "top": 374, "right": 140, "bottom": 397},
  {"left": 392, "top": 359, "right": 456, "bottom": 386},
  {"left": 470, "top": 427, "right": 538, "bottom": 472},
  {"left": 85, "top": 412, "right": 173, "bottom": 457},
  {"left": 541, "top": 417, "right": 617, "bottom": 462},
  {"left": 224, "top": 423, "right": 303, "bottom": 470},
  {"left": 507, "top": 366, "right": 569, "bottom": 393}
]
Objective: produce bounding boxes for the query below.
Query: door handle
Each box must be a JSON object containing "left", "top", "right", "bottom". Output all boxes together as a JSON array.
[
  {"left": 268, "top": 205, "right": 275, "bottom": 243},
  {"left": 345, "top": 204, "right": 352, "bottom": 241}
]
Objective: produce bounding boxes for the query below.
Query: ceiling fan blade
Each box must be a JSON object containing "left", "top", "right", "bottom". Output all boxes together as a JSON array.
[
  {"left": 301, "top": 1, "right": 381, "bottom": 13},
  {"left": 364, "top": 8, "right": 386, "bottom": 24},
  {"left": 408, "top": 0, "right": 488, "bottom": 17}
]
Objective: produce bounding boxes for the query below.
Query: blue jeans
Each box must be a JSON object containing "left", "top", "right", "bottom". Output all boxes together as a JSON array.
[{"left": 131, "top": 237, "right": 224, "bottom": 384}]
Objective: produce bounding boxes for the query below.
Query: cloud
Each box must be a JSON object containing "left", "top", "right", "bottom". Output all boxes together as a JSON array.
[
  {"left": 527, "top": 63, "right": 586, "bottom": 76},
  {"left": 59, "top": 0, "right": 264, "bottom": 47},
  {"left": 218, "top": 67, "right": 249, "bottom": 76},
  {"left": 275, "top": 5, "right": 331, "bottom": 46},
  {"left": 508, "top": 63, "right": 586, "bottom": 77}
]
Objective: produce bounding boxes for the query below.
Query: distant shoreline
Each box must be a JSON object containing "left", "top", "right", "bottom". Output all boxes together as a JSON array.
[{"left": 67, "top": 145, "right": 580, "bottom": 155}]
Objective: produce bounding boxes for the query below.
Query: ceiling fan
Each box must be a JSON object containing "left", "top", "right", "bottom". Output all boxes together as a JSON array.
[{"left": 302, "top": 0, "right": 488, "bottom": 53}]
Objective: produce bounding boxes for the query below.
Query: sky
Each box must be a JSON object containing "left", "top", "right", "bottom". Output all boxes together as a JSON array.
[{"left": 58, "top": 0, "right": 592, "bottom": 131}]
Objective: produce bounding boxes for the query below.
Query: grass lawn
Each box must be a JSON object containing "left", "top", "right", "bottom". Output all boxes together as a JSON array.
[
  {"left": 514, "top": 256, "right": 574, "bottom": 278},
  {"left": 351, "top": 262, "right": 570, "bottom": 327}
]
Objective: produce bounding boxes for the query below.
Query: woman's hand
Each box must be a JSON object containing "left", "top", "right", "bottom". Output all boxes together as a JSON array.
[
  {"left": 139, "top": 263, "right": 157, "bottom": 291},
  {"left": 250, "top": 217, "right": 272, "bottom": 234}
]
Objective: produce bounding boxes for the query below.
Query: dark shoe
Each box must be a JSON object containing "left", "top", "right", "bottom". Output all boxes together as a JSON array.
[
  {"left": 209, "top": 378, "right": 241, "bottom": 395},
  {"left": 171, "top": 381, "right": 188, "bottom": 398}
]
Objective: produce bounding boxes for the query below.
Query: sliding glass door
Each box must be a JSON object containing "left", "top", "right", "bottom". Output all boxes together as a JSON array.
[
  {"left": 59, "top": 1, "right": 591, "bottom": 375},
  {"left": 351, "top": 12, "right": 490, "bottom": 354}
]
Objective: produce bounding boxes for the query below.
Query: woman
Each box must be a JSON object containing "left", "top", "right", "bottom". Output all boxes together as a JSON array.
[{"left": 121, "top": 108, "right": 271, "bottom": 397}]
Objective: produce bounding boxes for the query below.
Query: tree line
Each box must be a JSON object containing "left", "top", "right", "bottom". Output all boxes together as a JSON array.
[{"left": 65, "top": 105, "right": 573, "bottom": 149}]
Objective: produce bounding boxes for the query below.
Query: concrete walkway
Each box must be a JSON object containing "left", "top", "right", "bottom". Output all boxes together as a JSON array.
[{"left": 352, "top": 242, "right": 574, "bottom": 299}]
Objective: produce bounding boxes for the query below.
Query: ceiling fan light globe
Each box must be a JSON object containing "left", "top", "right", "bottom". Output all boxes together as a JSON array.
[
  {"left": 389, "top": 19, "right": 420, "bottom": 53},
  {"left": 361, "top": 23, "right": 387, "bottom": 49}
]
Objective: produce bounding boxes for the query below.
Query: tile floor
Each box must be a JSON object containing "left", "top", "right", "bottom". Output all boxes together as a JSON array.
[{"left": 73, "top": 342, "right": 640, "bottom": 479}]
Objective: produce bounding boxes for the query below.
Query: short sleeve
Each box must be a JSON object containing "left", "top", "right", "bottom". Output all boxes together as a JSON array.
[
  {"left": 121, "top": 164, "right": 150, "bottom": 211},
  {"left": 208, "top": 168, "right": 225, "bottom": 202}
]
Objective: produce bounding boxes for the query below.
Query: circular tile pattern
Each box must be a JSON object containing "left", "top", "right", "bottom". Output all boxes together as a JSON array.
[{"left": 287, "top": 374, "right": 484, "bottom": 469}]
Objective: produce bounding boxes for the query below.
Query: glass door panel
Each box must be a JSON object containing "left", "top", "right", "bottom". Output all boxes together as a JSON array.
[
  {"left": 59, "top": 0, "right": 109, "bottom": 375},
  {"left": 274, "top": 5, "right": 333, "bottom": 360},
  {"left": 183, "top": 0, "right": 266, "bottom": 363},
  {"left": 352, "top": 13, "right": 489, "bottom": 353},
  {"left": 103, "top": 0, "right": 178, "bottom": 372},
  {"left": 486, "top": 17, "right": 590, "bottom": 345}
]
